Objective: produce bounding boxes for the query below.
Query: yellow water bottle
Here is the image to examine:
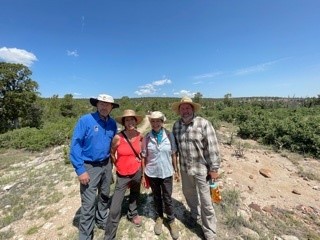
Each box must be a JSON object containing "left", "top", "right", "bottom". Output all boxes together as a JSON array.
[{"left": 210, "top": 180, "right": 222, "bottom": 204}]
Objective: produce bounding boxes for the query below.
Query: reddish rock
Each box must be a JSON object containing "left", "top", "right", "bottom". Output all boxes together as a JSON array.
[
  {"left": 262, "top": 205, "right": 274, "bottom": 213},
  {"left": 259, "top": 168, "right": 272, "bottom": 178},
  {"left": 249, "top": 202, "right": 262, "bottom": 212}
]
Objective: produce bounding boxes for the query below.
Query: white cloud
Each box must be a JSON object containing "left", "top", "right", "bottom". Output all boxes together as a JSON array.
[
  {"left": 193, "top": 81, "right": 202, "bottom": 85},
  {"left": 73, "top": 92, "right": 82, "bottom": 97},
  {"left": 135, "top": 83, "right": 156, "bottom": 96},
  {"left": 135, "top": 78, "right": 172, "bottom": 96},
  {"left": 193, "top": 71, "right": 223, "bottom": 79},
  {"left": 0, "top": 47, "right": 38, "bottom": 67},
  {"left": 67, "top": 50, "right": 79, "bottom": 57},
  {"left": 173, "top": 90, "right": 195, "bottom": 97},
  {"left": 153, "top": 79, "right": 172, "bottom": 86},
  {"left": 81, "top": 16, "right": 85, "bottom": 32},
  {"left": 234, "top": 60, "right": 278, "bottom": 76}
]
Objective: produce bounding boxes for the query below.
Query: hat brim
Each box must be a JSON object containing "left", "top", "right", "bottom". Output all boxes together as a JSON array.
[
  {"left": 115, "top": 115, "right": 144, "bottom": 125},
  {"left": 90, "top": 98, "right": 119, "bottom": 108},
  {"left": 172, "top": 102, "right": 201, "bottom": 114},
  {"left": 148, "top": 116, "right": 166, "bottom": 123}
]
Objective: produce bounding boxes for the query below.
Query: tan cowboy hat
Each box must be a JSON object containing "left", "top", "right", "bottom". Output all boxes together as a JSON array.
[
  {"left": 115, "top": 109, "right": 144, "bottom": 125},
  {"left": 148, "top": 111, "right": 167, "bottom": 122},
  {"left": 90, "top": 94, "right": 120, "bottom": 108},
  {"left": 171, "top": 96, "right": 201, "bottom": 114}
]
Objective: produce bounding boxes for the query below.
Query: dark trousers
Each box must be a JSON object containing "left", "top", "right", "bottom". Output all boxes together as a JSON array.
[
  {"left": 149, "top": 176, "right": 175, "bottom": 223},
  {"left": 79, "top": 160, "right": 113, "bottom": 240},
  {"left": 104, "top": 168, "right": 142, "bottom": 240}
]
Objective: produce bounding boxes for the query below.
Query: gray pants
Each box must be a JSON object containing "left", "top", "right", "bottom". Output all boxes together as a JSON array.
[
  {"left": 104, "top": 168, "right": 142, "bottom": 240},
  {"left": 181, "top": 171, "right": 217, "bottom": 240},
  {"left": 79, "top": 160, "right": 113, "bottom": 240}
]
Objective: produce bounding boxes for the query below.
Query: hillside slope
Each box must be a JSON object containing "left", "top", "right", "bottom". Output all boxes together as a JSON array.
[{"left": 0, "top": 118, "right": 319, "bottom": 240}]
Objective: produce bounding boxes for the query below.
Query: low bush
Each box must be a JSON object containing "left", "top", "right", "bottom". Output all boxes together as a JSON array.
[{"left": 0, "top": 118, "right": 76, "bottom": 152}]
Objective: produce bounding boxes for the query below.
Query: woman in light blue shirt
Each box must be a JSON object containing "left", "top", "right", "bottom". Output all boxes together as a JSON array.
[{"left": 141, "top": 111, "right": 180, "bottom": 239}]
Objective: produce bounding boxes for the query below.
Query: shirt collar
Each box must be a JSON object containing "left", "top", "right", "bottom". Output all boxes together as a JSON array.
[{"left": 180, "top": 114, "right": 195, "bottom": 125}]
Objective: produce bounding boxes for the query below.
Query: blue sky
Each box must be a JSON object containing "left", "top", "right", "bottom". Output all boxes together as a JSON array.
[{"left": 1, "top": 0, "right": 319, "bottom": 99}]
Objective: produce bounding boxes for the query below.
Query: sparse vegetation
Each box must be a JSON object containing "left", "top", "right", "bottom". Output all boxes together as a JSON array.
[
  {"left": 0, "top": 148, "right": 75, "bottom": 232},
  {"left": 0, "top": 229, "right": 15, "bottom": 240},
  {"left": 218, "top": 189, "right": 247, "bottom": 230},
  {"left": 1, "top": 131, "right": 320, "bottom": 239},
  {"left": 298, "top": 168, "right": 320, "bottom": 182},
  {"left": 26, "top": 225, "right": 40, "bottom": 235},
  {"left": 234, "top": 142, "right": 245, "bottom": 158},
  {"left": 0, "top": 95, "right": 320, "bottom": 239}
]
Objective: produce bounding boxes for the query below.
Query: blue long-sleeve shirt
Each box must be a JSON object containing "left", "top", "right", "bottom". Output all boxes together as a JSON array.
[{"left": 70, "top": 111, "right": 117, "bottom": 176}]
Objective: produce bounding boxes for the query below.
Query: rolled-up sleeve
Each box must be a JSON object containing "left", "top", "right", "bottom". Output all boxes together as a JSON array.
[{"left": 203, "top": 121, "right": 220, "bottom": 170}]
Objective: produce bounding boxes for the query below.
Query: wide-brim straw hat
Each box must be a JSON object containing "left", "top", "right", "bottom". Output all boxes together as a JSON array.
[
  {"left": 115, "top": 109, "right": 144, "bottom": 125},
  {"left": 171, "top": 96, "right": 201, "bottom": 114},
  {"left": 90, "top": 94, "right": 119, "bottom": 108},
  {"left": 148, "top": 111, "right": 166, "bottom": 122}
]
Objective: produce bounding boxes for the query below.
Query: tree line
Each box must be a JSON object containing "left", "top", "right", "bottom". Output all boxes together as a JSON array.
[{"left": 1, "top": 62, "right": 320, "bottom": 158}]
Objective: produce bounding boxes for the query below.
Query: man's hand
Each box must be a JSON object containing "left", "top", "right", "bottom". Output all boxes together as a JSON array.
[
  {"left": 208, "top": 170, "right": 219, "bottom": 182},
  {"left": 78, "top": 172, "right": 90, "bottom": 185}
]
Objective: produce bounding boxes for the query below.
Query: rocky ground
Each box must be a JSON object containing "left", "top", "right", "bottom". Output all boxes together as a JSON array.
[{"left": 0, "top": 118, "right": 319, "bottom": 240}]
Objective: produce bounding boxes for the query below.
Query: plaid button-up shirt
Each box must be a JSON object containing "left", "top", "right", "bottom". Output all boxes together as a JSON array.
[{"left": 172, "top": 115, "right": 220, "bottom": 175}]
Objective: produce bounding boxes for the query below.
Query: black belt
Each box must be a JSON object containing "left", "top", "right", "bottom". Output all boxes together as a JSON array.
[{"left": 84, "top": 158, "right": 109, "bottom": 166}]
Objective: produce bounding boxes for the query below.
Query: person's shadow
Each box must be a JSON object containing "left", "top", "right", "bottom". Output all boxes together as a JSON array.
[
  {"left": 72, "top": 207, "right": 81, "bottom": 228},
  {"left": 72, "top": 190, "right": 151, "bottom": 229},
  {"left": 137, "top": 192, "right": 205, "bottom": 239},
  {"left": 72, "top": 192, "right": 205, "bottom": 239},
  {"left": 170, "top": 197, "right": 205, "bottom": 239}
]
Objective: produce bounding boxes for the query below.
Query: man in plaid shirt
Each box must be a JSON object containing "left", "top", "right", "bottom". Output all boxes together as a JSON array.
[{"left": 172, "top": 96, "right": 220, "bottom": 240}]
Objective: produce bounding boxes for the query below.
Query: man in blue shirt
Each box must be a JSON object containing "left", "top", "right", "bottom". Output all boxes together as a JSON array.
[{"left": 70, "top": 94, "right": 119, "bottom": 240}]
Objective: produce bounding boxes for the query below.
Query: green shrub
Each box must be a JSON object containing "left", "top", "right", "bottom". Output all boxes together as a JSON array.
[{"left": 0, "top": 118, "right": 76, "bottom": 152}]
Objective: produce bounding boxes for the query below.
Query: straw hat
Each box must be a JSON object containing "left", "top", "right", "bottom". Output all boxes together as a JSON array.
[
  {"left": 90, "top": 94, "right": 119, "bottom": 108},
  {"left": 148, "top": 111, "right": 167, "bottom": 122},
  {"left": 115, "top": 109, "right": 144, "bottom": 125},
  {"left": 171, "top": 96, "right": 201, "bottom": 114}
]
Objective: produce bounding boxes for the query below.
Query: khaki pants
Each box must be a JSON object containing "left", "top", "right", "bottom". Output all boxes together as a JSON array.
[{"left": 181, "top": 171, "right": 217, "bottom": 240}]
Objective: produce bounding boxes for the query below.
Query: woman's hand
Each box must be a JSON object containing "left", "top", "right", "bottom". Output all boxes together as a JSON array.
[
  {"left": 174, "top": 172, "right": 180, "bottom": 182},
  {"left": 141, "top": 176, "right": 149, "bottom": 189}
]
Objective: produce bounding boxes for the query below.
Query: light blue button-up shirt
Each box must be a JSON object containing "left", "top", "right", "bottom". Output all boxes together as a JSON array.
[{"left": 141, "top": 129, "right": 177, "bottom": 179}]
